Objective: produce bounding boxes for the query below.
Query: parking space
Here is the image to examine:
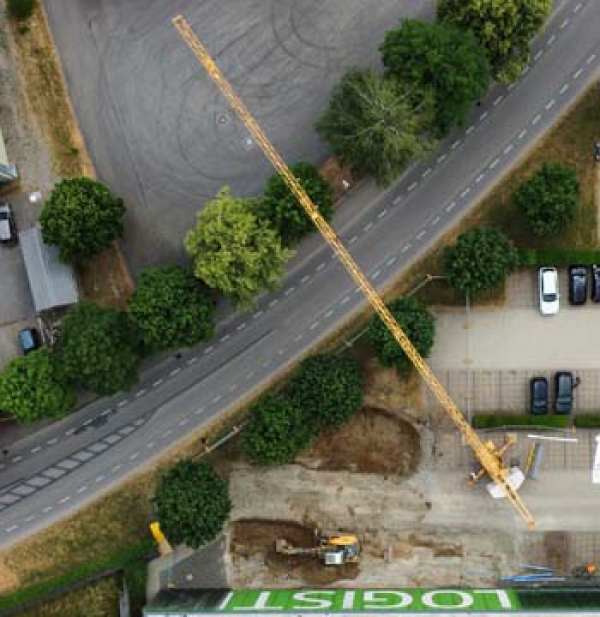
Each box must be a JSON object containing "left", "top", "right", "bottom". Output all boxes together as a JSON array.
[{"left": 0, "top": 244, "right": 34, "bottom": 326}]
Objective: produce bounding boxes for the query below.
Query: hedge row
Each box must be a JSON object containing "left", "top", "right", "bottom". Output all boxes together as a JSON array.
[
  {"left": 574, "top": 415, "right": 600, "bottom": 428},
  {"left": 520, "top": 248, "right": 600, "bottom": 266},
  {"left": 472, "top": 414, "right": 570, "bottom": 429},
  {"left": 0, "top": 539, "right": 154, "bottom": 613}
]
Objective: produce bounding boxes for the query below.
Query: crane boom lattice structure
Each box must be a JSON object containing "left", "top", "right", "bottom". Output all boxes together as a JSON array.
[{"left": 172, "top": 15, "right": 536, "bottom": 529}]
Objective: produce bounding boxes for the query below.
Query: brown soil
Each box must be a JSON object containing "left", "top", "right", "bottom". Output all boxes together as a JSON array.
[
  {"left": 320, "top": 157, "right": 356, "bottom": 203},
  {"left": 299, "top": 408, "right": 420, "bottom": 475},
  {"left": 230, "top": 520, "right": 359, "bottom": 585},
  {"left": 543, "top": 531, "right": 570, "bottom": 574}
]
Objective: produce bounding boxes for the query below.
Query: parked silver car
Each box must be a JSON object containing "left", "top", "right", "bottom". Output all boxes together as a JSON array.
[{"left": 0, "top": 201, "right": 17, "bottom": 246}]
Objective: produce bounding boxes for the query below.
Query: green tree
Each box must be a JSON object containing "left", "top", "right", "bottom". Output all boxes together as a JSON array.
[
  {"left": 367, "top": 297, "right": 435, "bottom": 372},
  {"left": 316, "top": 68, "right": 434, "bottom": 185},
  {"left": 438, "top": 0, "right": 552, "bottom": 82},
  {"left": 514, "top": 164, "right": 580, "bottom": 237},
  {"left": 255, "top": 162, "right": 333, "bottom": 246},
  {"left": 40, "top": 178, "right": 126, "bottom": 265},
  {"left": 380, "top": 20, "right": 489, "bottom": 136},
  {"left": 444, "top": 227, "right": 520, "bottom": 296},
  {"left": 7, "top": 0, "right": 35, "bottom": 20},
  {"left": 57, "top": 302, "right": 140, "bottom": 395},
  {"left": 128, "top": 265, "right": 215, "bottom": 352},
  {"left": 288, "top": 354, "right": 364, "bottom": 428},
  {"left": 0, "top": 350, "right": 76, "bottom": 423},
  {"left": 244, "top": 393, "right": 313, "bottom": 465},
  {"left": 185, "top": 187, "right": 292, "bottom": 308},
  {"left": 155, "top": 460, "right": 230, "bottom": 549}
]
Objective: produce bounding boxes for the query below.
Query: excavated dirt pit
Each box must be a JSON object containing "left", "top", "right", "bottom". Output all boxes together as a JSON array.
[
  {"left": 230, "top": 520, "right": 359, "bottom": 585},
  {"left": 297, "top": 407, "right": 420, "bottom": 475}
]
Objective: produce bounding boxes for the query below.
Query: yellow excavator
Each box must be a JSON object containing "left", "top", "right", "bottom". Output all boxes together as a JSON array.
[{"left": 276, "top": 530, "right": 360, "bottom": 566}]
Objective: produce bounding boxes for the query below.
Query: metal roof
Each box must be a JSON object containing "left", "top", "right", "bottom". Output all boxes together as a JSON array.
[{"left": 19, "top": 224, "right": 78, "bottom": 313}]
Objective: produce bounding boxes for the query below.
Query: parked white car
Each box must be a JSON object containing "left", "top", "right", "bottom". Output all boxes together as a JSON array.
[{"left": 538, "top": 267, "right": 559, "bottom": 315}]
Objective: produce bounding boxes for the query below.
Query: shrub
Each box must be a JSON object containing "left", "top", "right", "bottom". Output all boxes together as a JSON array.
[
  {"left": 514, "top": 164, "right": 579, "bottom": 237},
  {"left": 287, "top": 354, "right": 364, "bottom": 429},
  {"left": 444, "top": 226, "right": 520, "bottom": 296},
  {"left": 574, "top": 415, "right": 600, "bottom": 428},
  {"left": 472, "top": 414, "right": 570, "bottom": 429},
  {"left": 244, "top": 393, "right": 313, "bottom": 465},
  {"left": 128, "top": 265, "right": 215, "bottom": 352},
  {"left": 7, "top": 0, "right": 35, "bottom": 20},
  {"left": 367, "top": 297, "right": 435, "bottom": 372},
  {"left": 256, "top": 162, "right": 333, "bottom": 246},
  {"left": 520, "top": 248, "right": 600, "bottom": 266},
  {"left": 155, "top": 460, "right": 230, "bottom": 549}
]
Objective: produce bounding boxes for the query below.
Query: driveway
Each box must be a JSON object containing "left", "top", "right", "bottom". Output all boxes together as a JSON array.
[{"left": 43, "top": 0, "right": 434, "bottom": 273}]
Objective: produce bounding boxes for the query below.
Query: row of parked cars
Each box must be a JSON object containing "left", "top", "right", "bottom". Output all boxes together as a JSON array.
[
  {"left": 530, "top": 372, "right": 575, "bottom": 414},
  {"left": 538, "top": 265, "right": 600, "bottom": 315}
]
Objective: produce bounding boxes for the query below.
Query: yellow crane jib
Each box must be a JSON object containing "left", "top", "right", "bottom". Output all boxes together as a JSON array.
[{"left": 172, "top": 15, "right": 536, "bottom": 529}]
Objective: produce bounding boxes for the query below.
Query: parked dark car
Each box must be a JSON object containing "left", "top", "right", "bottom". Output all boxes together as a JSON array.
[
  {"left": 0, "top": 201, "right": 16, "bottom": 246},
  {"left": 568, "top": 265, "right": 588, "bottom": 305},
  {"left": 554, "top": 371, "right": 574, "bottom": 414},
  {"left": 530, "top": 377, "right": 549, "bottom": 414},
  {"left": 18, "top": 328, "right": 41, "bottom": 356},
  {"left": 595, "top": 141, "right": 600, "bottom": 162},
  {"left": 592, "top": 265, "right": 600, "bottom": 302}
]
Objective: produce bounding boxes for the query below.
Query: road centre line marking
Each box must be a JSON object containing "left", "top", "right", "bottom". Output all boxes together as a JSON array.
[
  {"left": 309, "top": 321, "right": 319, "bottom": 330},
  {"left": 135, "top": 389, "right": 146, "bottom": 398},
  {"left": 229, "top": 383, "right": 238, "bottom": 392},
  {"left": 408, "top": 181, "right": 418, "bottom": 192},
  {"left": 164, "top": 429, "right": 172, "bottom": 437},
  {"left": 354, "top": 287, "right": 361, "bottom": 295},
  {"left": 546, "top": 99, "right": 555, "bottom": 110},
  {"left": 47, "top": 438, "right": 58, "bottom": 445},
  {"left": 446, "top": 202, "right": 456, "bottom": 212},
  {"left": 475, "top": 173, "right": 485, "bottom": 184},
  {"left": 493, "top": 96, "right": 503, "bottom": 106},
  {"left": 324, "top": 309, "right": 334, "bottom": 319},
  {"left": 294, "top": 333, "right": 303, "bottom": 342},
  {"left": 460, "top": 187, "right": 471, "bottom": 198},
  {"left": 268, "top": 298, "right": 278, "bottom": 307},
  {"left": 24, "top": 515, "right": 35, "bottom": 523},
  {"left": 340, "top": 296, "right": 350, "bottom": 305},
  {"left": 574, "top": 68, "right": 583, "bottom": 79},
  {"left": 212, "top": 395, "right": 222, "bottom": 404},
  {"left": 479, "top": 111, "right": 488, "bottom": 121},
  {"left": 387, "top": 256, "right": 397, "bottom": 267},
  {"left": 547, "top": 34, "right": 556, "bottom": 46},
  {"left": 560, "top": 83, "right": 569, "bottom": 95},
  {"left": 416, "top": 230, "right": 426, "bottom": 240},
  {"left": 507, "top": 82, "right": 516, "bottom": 91},
  {"left": 393, "top": 195, "right": 403, "bottom": 205},
  {"left": 532, "top": 114, "right": 541, "bottom": 124},
  {"left": 59, "top": 496, "right": 70, "bottom": 504},
  {"left": 43, "top": 506, "right": 52, "bottom": 513},
  {"left": 284, "top": 287, "right": 295, "bottom": 296},
  {"left": 11, "top": 456, "right": 22, "bottom": 463},
  {"left": 6, "top": 525, "right": 17, "bottom": 533},
  {"left": 130, "top": 452, "right": 140, "bottom": 460},
  {"left": 169, "top": 368, "right": 181, "bottom": 377},
  {"left": 220, "top": 334, "right": 230, "bottom": 343},
  {"left": 95, "top": 475, "right": 104, "bottom": 483},
  {"left": 179, "top": 418, "right": 189, "bottom": 427},
  {"left": 490, "top": 158, "right": 500, "bottom": 169},
  {"left": 518, "top": 129, "right": 528, "bottom": 139},
  {"left": 401, "top": 244, "right": 411, "bottom": 253},
  {"left": 560, "top": 17, "right": 569, "bottom": 29},
  {"left": 378, "top": 208, "right": 388, "bottom": 219},
  {"left": 574, "top": 2, "right": 582, "bottom": 12},
  {"left": 504, "top": 144, "right": 514, "bottom": 154},
  {"left": 431, "top": 216, "right": 440, "bottom": 226},
  {"left": 372, "top": 269, "right": 381, "bottom": 279},
  {"left": 300, "top": 275, "right": 310, "bottom": 284},
  {"left": 349, "top": 235, "right": 358, "bottom": 244},
  {"left": 236, "top": 322, "right": 247, "bottom": 330},
  {"left": 253, "top": 310, "right": 263, "bottom": 319},
  {"left": 203, "top": 346, "right": 214, "bottom": 354},
  {"left": 77, "top": 486, "right": 87, "bottom": 493},
  {"left": 147, "top": 441, "right": 155, "bottom": 449},
  {"left": 588, "top": 53, "right": 597, "bottom": 64},
  {"left": 437, "top": 153, "right": 447, "bottom": 164},
  {"left": 65, "top": 428, "right": 76, "bottom": 436},
  {"left": 100, "top": 409, "right": 111, "bottom": 416},
  {"left": 316, "top": 262, "right": 326, "bottom": 271},
  {"left": 112, "top": 465, "right": 122, "bottom": 472},
  {"left": 187, "top": 357, "right": 197, "bottom": 365},
  {"left": 278, "top": 349, "right": 285, "bottom": 356},
  {"left": 521, "top": 66, "right": 530, "bottom": 76},
  {"left": 466, "top": 126, "right": 475, "bottom": 135},
  {"left": 451, "top": 139, "right": 461, "bottom": 150},
  {"left": 363, "top": 222, "right": 373, "bottom": 232},
  {"left": 31, "top": 446, "right": 41, "bottom": 454},
  {"left": 422, "top": 167, "right": 432, "bottom": 178},
  {"left": 534, "top": 50, "right": 543, "bottom": 61}
]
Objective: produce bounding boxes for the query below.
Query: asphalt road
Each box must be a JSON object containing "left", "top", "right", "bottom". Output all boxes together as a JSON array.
[
  {"left": 43, "top": 0, "right": 434, "bottom": 272},
  {"left": 0, "top": 0, "right": 599, "bottom": 547}
]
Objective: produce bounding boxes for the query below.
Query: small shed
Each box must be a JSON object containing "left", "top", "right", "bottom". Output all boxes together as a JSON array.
[
  {"left": 0, "top": 125, "right": 18, "bottom": 183},
  {"left": 19, "top": 224, "right": 78, "bottom": 313}
]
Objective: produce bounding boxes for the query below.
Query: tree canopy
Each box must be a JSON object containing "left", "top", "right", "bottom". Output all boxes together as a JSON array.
[
  {"left": 367, "top": 297, "right": 435, "bottom": 372},
  {"left": 57, "top": 302, "right": 140, "bottom": 395},
  {"left": 255, "top": 162, "right": 333, "bottom": 246},
  {"left": 438, "top": 0, "right": 552, "bottom": 82},
  {"left": 514, "top": 164, "right": 580, "bottom": 237},
  {"left": 244, "top": 393, "right": 313, "bottom": 466},
  {"left": 185, "top": 187, "right": 292, "bottom": 308},
  {"left": 443, "top": 226, "right": 520, "bottom": 296},
  {"left": 0, "top": 350, "right": 76, "bottom": 423},
  {"left": 287, "top": 354, "right": 364, "bottom": 429},
  {"left": 128, "top": 265, "right": 215, "bottom": 352},
  {"left": 381, "top": 19, "right": 489, "bottom": 136},
  {"left": 316, "top": 68, "right": 433, "bottom": 185},
  {"left": 155, "top": 460, "right": 230, "bottom": 549},
  {"left": 40, "top": 178, "right": 126, "bottom": 265}
]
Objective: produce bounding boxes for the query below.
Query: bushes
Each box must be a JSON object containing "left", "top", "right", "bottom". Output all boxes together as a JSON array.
[
  {"left": 7, "top": 0, "right": 35, "bottom": 20},
  {"left": 574, "top": 416, "right": 600, "bottom": 428},
  {"left": 472, "top": 414, "right": 570, "bottom": 429},
  {"left": 520, "top": 248, "right": 600, "bottom": 266},
  {"left": 155, "top": 460, "right": 230, "bottom": 549},
  {"left": 244, "top": 354, "right": 364, "bottom": 466}
]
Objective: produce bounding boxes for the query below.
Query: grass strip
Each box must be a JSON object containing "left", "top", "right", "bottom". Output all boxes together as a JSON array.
[{"left": 473, "top": 414, "right": 570, "bottom": 429}]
